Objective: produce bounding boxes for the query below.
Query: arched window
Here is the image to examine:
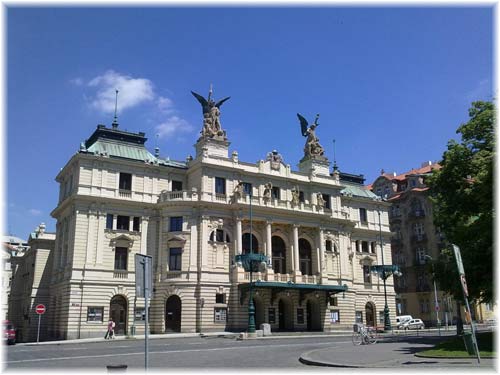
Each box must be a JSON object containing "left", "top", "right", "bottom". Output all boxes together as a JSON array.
[
  {"left": 299, "top": 238, "right": 312, "bottom": 276},
  {"left": 242, "top": 233, "right": 258, "bottom": 254},
  {"left": 210, "top": 229, "right": 231, "bottom": 243},
  {"left": 272, "top": 236, "right": 287, "bottom": 274}
]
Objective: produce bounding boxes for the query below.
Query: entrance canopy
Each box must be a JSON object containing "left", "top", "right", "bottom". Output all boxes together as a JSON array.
[{"left": 238, "top": 281, "right": 348, "bottom": 306}]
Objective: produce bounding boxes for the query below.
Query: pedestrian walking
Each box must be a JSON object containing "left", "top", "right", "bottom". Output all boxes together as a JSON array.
[{"left": 105, "top": 318, "right": 115, "bottom": 339}]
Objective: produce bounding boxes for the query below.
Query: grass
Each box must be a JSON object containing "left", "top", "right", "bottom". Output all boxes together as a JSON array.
[{"left": 418, "top": 331, "right": 495, "bottom": 358}]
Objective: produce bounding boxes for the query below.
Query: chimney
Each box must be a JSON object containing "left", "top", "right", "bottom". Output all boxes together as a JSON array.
[{"left": 421, "top": 161, "right": 432, "bottom": 167}]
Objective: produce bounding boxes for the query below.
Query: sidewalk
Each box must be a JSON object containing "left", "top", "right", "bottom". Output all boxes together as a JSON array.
[{"left": 299, "top": 336, "right": 496, "bottom": 369}]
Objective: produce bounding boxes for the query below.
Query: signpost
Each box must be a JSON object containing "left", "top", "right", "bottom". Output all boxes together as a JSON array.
[
  {"left": 135, "top": 254, "right": 152, "bottom": 370},
  {"left": 35, "top": 304, "right": 45, "bottom": 344},
  {"left": 452, "top": 244, "right": 480, "bottom": 364}
]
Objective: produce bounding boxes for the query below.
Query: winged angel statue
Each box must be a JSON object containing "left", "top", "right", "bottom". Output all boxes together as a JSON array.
[
  {"left": 192, "top": 86, "right": 230, "bottom": 139},
  {"left": 297, "top": 113, "right": 325, "bottom": 158}
]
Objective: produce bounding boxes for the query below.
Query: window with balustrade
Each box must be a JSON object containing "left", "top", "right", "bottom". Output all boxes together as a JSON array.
[
  {"left": 272, "top": 236, "right": 287, "bottom": 274},
  {"left": 172, "top": 180, "right": 183, "bottom": 191},
  {"left": 359, "top": 208, "right": 368, "bottom": 223},
  {"left": 215, "top": 177, "right": 226, "bottom": 195},
  {"left": 114, "top": 247, "right": 128, "bottom": 270},
  {"left": 299, "top": 238, "right": 312, "bottom": 276},
  {"left": 119, "top": 173, "right": 132, "bottom": 191},
  {"left": 168, "top": 248, "right": 182, "bottom": 271}
]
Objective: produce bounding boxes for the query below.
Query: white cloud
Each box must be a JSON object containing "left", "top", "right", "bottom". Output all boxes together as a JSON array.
[
  {"left": 70, "top": 77, "right": 84, "bottom": 86},
  {"left": 155, "top": 116, "right": 195, "bottom": 139},
  {"left": 87, "top": 70, "right": 155, "bottom": 113},
  {"left": 29, "top": 209, "right": 42, "bottom": 216},
  {"left": 157, "top": 96, "right": 174, "bottom": 113}
]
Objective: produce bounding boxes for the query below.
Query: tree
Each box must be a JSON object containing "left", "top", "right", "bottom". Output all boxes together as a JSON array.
[{"left": 427, "top": 101, "right": 494, "bottom": 304}]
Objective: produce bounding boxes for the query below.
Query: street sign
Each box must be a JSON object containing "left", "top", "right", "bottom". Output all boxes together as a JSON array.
[
  {"left": 460, "top": 274, "right": 469, "bottom": 297},
  {"left": 452, "top": 244, "right": 465, "bottom": 275},
  {"left": 135, "top": 254, "right": 153, "bottom": 298},
  {"left": 35, "top": 304, "right": 46, "bottom": 315}
]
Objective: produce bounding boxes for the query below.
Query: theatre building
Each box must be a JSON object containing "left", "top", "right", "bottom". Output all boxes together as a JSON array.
[{"left": 47, "top": 92, "right": 396, "bottom": 340}]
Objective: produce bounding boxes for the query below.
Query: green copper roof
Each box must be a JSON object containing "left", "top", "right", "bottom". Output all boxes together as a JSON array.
[
  {"left": 341, "top": 184, "right": 378, "bottom": 200},
  {"left": 86, "top": 139, "right": 157, "bottom": 163}
]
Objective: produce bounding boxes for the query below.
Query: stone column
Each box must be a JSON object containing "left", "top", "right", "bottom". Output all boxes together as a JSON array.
[
  {"left": 265, "top": 221, "right": 273, "bottom": 277},
  {"left": 236, "top": 217, "right": 242, "bottom": 255},
  {"left": 140, "top": 216, "right": 149, "bottom": 255},
  {"left": 318, "top": 228, "right": 325, "bottom": 278},
  {"left": 293, "top": 224, "right": 300, "bottom": 276}
]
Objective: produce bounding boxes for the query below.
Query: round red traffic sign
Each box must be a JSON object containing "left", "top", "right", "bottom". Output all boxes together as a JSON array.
[{"left": 35, "top": 304, "right": 46, "bottom": 315}]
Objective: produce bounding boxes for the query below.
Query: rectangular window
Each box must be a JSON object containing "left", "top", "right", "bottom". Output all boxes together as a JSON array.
[
  {"left": 371, "top": 242, "right": 376, "bottom": 253},
  {"left": 106, "top": 214, "right": 114, "bottom": 230},
  {"left": 215, "top": 293, "right": 225, "bottom": 304},
  {"left": 361, "top": 241, "right": 369, "bottom": 253},
  {"left": 325, "top": 240, "right": 332, "bottom": 252},
  {"left": 114, "top": 247, "right": 128, "bottom": 270},
  {"left": 119, "top": 173, "right": 132, "bottom": 191},
  {"left": 330, "top": 310, "right": 340, "bottom": 323},
  {"left": 242, "top": 182, "right": 252, "bottom": 196},
  {"left": 322, "top": 194, "right": 331, "bottom": 209},
  {"left": 297, "top": 308, "right": 304, "bottom": 324},
  {"left": 363, "top": 265, "right": 371, "bottom": 283},
  {"left": 87, "top": 307, "right": 104, "bottom": 322},
  {"left": 272, "top": 186, "right": 280, "bottom": 200},
  {"left": 172, "top": 180, "right": 183, "bottom": 191},
  {"left": 169, "top": 248, "right": 182, "bottom": 271},
  {"left": 117, "top": 215, "right": 130, "bottom": 231},
  {"left": 359, "top": 208, "right": 368, "bottom": 223},
  {"left": 355, "top": 311, "right": 363, "bottom": 323},
  {"left": 133, "top": 217, "right": 140, "bottom": 232},
  {"left": 214, "top": 308, "right": 227, "bottom": 322},
  {"left": 215, "top": 177, "right": 226, "bottom": 195},
  {"left": 169, "top": 217, "right": 183, "bottom": 232},
  {"left": 329, "top": 296, "right": 338, "bottom": 306}
]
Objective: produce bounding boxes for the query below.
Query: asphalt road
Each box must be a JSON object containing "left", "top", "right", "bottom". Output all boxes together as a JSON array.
[{"left": 4, "top": 336, "right": 347, "bottom": 370}]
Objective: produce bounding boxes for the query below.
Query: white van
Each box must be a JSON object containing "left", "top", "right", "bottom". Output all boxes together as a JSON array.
[{"left": 396, "top": 315, "right": 413, "bottom": 329}]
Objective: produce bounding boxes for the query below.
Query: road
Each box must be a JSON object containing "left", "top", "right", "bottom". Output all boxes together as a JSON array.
[{"left": 4, "top": 335, "right": 345, "bottom": 370}]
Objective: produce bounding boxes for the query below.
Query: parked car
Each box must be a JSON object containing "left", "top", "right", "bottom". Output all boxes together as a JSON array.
[
  {"left": 402, "top": 318, "right": 425, "bottom": 330},
  {"left": 396, "top": 315, "right": 413, "bottom": 329},
  {"left": 3, "top": 320, "right": 16, "bottom": 345}
]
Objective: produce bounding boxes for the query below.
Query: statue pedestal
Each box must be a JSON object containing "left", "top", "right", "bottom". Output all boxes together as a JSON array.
[
  {"left": 195, "top": 136, "right": 230, "bottom": 159},
  {"left": 298, "top": 156, "right": 330, "bottom": 176}
]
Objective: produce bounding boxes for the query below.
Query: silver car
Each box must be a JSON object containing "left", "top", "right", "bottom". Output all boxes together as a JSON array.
[{"left": 402, "top": 318, "right": 425, "bottom": 330}]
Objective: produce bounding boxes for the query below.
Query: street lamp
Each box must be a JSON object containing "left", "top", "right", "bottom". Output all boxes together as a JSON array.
[
  {"left": 424, "top": 254, "right": 441, "bottom": 336},
  {"left": 234, "top": 189, "right": 268, "bottom": 334},
  {"left": 373, "top": 209, "right": 402, "bottom": 332}
]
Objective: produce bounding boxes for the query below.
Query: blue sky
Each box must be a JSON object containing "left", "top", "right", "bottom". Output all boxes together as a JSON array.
[{"left": 5, "top": 5, "right": 494, "bottom": 239}]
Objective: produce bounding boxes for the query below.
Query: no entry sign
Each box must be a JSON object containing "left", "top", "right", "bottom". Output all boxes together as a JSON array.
[{"left": 35, "top": 304, "right": 46, "bottom": 315}]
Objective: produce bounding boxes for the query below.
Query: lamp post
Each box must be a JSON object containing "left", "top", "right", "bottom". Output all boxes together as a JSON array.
[
  {"left": 424, "top": 255, "right": 441, "bottom": 336},
  {"left": 234, "top": 189, "right": 267, "bottom": 334},
  {"left": 373, "top": 209, "right": 402, "bottom": 332}
]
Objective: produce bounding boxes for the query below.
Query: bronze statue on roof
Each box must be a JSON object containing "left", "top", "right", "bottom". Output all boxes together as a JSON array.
[
  {"left": 297, "top": 113, "right": 325, "bottom": 158},
  {"left": 192, "top": 85, "right": 230, "bottom": 140}
]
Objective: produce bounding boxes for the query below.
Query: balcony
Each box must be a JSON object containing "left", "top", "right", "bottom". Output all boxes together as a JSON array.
[
  {"left": 118, "top": 189, "right": 132, "bottom": 199},
  {"left": 159, "top": 190, "right": 341, "bottom": 219},
  {"left": 238, "top": 271, "right": 318, "bottom": 284},
  {"left": 113, "top": 270, "right": 128, "bottom": 279}
]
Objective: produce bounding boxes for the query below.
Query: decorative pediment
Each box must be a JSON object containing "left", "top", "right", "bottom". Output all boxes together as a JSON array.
[
  {"left": 358, "top": 254, "right": 376, "bottom": 265},
  {"left": 107, "top": 233, "right": 138, "bottom": 248},
  {"left": 167, "top": 234, "right": 186, "bottom": 243}
]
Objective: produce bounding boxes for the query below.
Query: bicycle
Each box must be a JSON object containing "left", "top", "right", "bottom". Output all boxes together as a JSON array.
[{"left": 352, "top": 323, "right": 378, "bottom": 345}]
